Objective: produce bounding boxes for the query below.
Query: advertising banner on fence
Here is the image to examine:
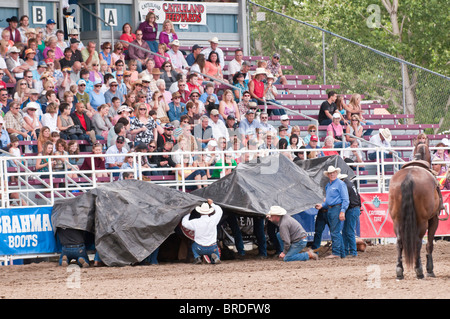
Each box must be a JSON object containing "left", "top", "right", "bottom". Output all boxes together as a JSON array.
[
  {"left": 138, "top": 1, "right": 207, "bottom": 25},
  {"left": 360, "top": 191, "right": 450, "bottom": 238},
  {"left": 0, "top": 206, "right": 60, "bottom": 256}
]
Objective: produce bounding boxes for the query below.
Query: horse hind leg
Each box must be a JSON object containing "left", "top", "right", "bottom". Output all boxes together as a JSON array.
[
  {"left": 426, "top": 217, "right": 439, "bottom": 277},
  {"left": 414, "top": 238, "right": 424, "bottom": 279},
  {"left": 396, "top": 236, "right": 404, "bottom": 280}
]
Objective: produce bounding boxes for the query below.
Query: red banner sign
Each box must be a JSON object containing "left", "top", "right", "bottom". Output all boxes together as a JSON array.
[{"left": 360, "top": 191, "right": 450, "bottom": 238}]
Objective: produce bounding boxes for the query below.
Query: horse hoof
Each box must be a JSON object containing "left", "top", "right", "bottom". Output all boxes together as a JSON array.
[
  {"left": 427, "top": 272, "right": 436, "bottom": 278},
  {"left": 416, "top": 274, "right": 425, "bottom": 279},
  {"left": 396, "top": 275, "right": 404, "bottom": 280},
  {"left": 396, "top": 267, "right": 404, "bottom": 280}
]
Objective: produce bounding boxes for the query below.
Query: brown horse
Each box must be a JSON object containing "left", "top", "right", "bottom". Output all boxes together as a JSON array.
[{"left": 388, "top": 143, "right": 440, "bottom": 279}]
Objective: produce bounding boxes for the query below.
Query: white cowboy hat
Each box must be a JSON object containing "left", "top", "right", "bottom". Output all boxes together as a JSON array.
[
  {"left": 170, "top": 39, "right": 181, "bottom": 47},
  {"left": 195, "top": 202, "right": 215, "bottom": 215},
  {"left": 209, "top": 37, "right": 219, "bottom": 44},
  {"left": 323, "top": 165, "right": 341, "bottom": 177},
  {"left": 254, "top": 68, "right": 267, "bottom": 76},
  {"left": 22, "top": 102, "right": 40, "bottom": 112},
  {"left": 337, "top": 173, "right": 348, "bottom": 180},
  {"left": 267, "top": 206, "right": 287, "bottom": 216},
  {"left": 379, "top": 128, "right": 392, "bottom": 143}
]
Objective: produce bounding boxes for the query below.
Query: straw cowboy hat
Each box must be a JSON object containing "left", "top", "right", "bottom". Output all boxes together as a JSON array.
[
  {"left": 209, "top": 37, "right": 219, "bottom": 44},
  {"left": 195, "top": 202, "right": 215, "bottom": 215},
  {"left": 170, "top": 39, "right": 181, "bottom": 47},
  {"left": 323, "top": 165, "right": 341, "bottom": 178},
  {"left": 379, "top": 128, "right": 392, "bottom": 143},
  {"left": 337, "top": 173, "right": 348, "bottom": 180},
  {"left": 266, "top": 206, "right": 287, "bottom": 216},
  {"left": 22, "top": 102, "right": 40, "bottom": 112},
  {"left": 254, "top": 68, "right": 267, "bottom": 76}
]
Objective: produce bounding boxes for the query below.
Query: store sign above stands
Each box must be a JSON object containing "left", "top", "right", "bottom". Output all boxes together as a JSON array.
[{"left": 138, "top": 1, "right": 207, "bottom": 25}]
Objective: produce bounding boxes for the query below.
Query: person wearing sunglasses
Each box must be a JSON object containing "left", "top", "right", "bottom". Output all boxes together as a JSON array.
[
  {"left": 303, "top": 124, "right": 321, "bottom": 147},
  {"left": 267, "top": 53, "right": 289, "bottom": 94}
]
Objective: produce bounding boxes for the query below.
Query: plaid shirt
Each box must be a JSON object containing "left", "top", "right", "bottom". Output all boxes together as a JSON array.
[{"left": 4, "top": 111, "right": 25, "bottom": 134}]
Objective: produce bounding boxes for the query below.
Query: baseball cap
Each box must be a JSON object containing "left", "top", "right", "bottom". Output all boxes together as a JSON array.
[
  {"left": 70, "top": 38, "right": 80, "bottom": 44},
  {"left": 310, "top": 135, "right": 319, "bottom": 142},
  {"left": 210, "top": 109, "right": 219, "bottom": 116},
  {"left": 116, "top": 136, "right": 125, "bottom": 143},
  {"left": 280, "top": 114, "right": 289, "bottom": 121},
  {"left": 47, "top": 19, "right": 56, "bottom": 25},
  {"left": 77, "top": 79, "right": 86, "bottom": 86},
  {"left": 192, "top": 44, "right": 203, "bottom": 51}
]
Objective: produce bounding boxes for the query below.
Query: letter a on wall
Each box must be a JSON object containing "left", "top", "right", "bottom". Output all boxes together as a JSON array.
[{"left": 104, "top": 9, "right": 118, "bottom": 27}]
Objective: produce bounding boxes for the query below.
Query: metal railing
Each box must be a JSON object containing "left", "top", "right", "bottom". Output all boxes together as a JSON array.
[{"left": 2, "top": 145, "right": 448, "bottom": 209}]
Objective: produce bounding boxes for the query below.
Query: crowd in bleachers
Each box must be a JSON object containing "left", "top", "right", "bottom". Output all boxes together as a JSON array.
[{"left": 1, "top": 13, "right": 449, "bottom": 196}]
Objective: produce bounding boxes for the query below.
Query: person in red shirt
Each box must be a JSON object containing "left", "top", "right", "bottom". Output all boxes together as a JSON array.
[{"left": 248, "top": 68, "right": 267, "bottom": 106}]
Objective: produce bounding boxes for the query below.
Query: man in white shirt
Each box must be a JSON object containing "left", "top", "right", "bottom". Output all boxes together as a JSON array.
[
  {"left": 105, "top": 135, "right": 128, "bottom": 174},
  {"left": 227, "top": 49, "right": 244, "bottom": 81},
  {"left": 201, "top": 37, "right": 225, "bottom": 70},
  {"left": 167, "top": 39, "right": 189, "bottom": 74},
  {"left": 208, "top": 109, "right": 229, "bottom": 142},
  {"left": 258, "top": 112, "right": 277, "bottom": 134},
  {"left": 367, "top": 128, "right": 393, "bottom": 160},
  {"left": 181, "top": 199, "right": 223, "bottom": 264}
]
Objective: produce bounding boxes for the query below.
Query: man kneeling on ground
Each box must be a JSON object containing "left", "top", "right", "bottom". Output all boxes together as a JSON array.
[{"left": 266, "top": 206, "right": 318, "bottom": 262}]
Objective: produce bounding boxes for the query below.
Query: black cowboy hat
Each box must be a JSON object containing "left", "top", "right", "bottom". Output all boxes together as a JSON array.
[{"left": 6, "top": 16, "right": 19, "bottom": 23}]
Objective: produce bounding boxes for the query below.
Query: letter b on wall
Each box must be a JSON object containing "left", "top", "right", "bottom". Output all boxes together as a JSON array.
[{"left": 32, "top": 6, "right": 47, "bottom": 25}]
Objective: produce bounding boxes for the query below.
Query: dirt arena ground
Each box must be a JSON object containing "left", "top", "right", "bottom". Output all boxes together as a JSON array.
[{"left": 1, "top": 240, "right": 449, "bottom": 301}]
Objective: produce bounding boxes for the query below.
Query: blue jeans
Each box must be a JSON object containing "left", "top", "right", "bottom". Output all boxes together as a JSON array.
[
  {"left": 267, "top": 221, "right": 281, "bottom": 254},
  {"left": 224, "top": 214, "right": 245, "bottom": 256},
  {"left": 312, "top": 208, "right": 328, "bottom": 249},
  {"left": 59, "top": 244, "right": 90, "bottom": 266},
  {"left": 146, "top": 40, "right": 158, "bottom": 53},
  {"left": 327, "top": 204, "right": 344, "bottom": 257},
  {"left": 333, "top": 140, "right": 350, "bottom": 149},
  {"left": 368, "top": 152, "right": 393, "bottom": 161},
  {"left": 191, "top": 242, "right": 220, "bottom": 263},
  {"left": 342, "top": 207, "right": 360, "bottom": 257},
  {"left": 253, "top": 217, "right": 267, "bottom": 256},
  {"left": 142, "top": 248, "right": 160, "bottom": 265},
  {"left": 276, "top": 233, "right": 309, "bottom": 262},
  {"left": 363, "top": 121, "right": 374, "bottom": 136}
]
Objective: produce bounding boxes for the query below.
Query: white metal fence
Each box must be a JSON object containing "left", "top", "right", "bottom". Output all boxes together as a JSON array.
[{"left": 1, "top": 145, "right": 449, "bottom": 209}]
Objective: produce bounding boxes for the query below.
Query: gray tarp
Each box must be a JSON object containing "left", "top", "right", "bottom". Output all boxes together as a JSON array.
[{"left": 51, "top": 155, "right": 353, "bottom": 266}]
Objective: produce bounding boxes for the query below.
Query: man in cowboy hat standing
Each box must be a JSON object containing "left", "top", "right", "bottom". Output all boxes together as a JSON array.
[
  {"left": 182, "top": 199, "right": 223, "bottom": 264},
  {"left": 167, "top": 39, "right": 189, "bottom": 74},
  {"left": 367, "top": 127, "right": 393, "bottom": 160},
  {"left": 266, "top": 206, "right": 318, "bottom": 262},
  {"left": 315, "top": 166, "right": 349, "bottom": 258}
]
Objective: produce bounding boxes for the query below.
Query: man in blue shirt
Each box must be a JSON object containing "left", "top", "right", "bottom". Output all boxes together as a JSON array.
[{"left": 315, "top": 165, "right": 349, "bottom": 259}]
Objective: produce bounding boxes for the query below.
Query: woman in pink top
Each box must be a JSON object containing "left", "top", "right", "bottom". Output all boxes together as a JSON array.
[
  {"left": 219, "top": 89, "right": 240, "bottom": 121},
  {"left": 327, "top": 113, "right": 349, "bottom": 148},
  {"left": 154, "top": 43, "right": 170, "bottom": 69},
  {"left": 119, "top": 23, "right": 136, "bottom": 52},
  {"left": 204, "top": 51, "right": 227, "bottom": 84},
  {"left": 158, "top": 19, "right": 178, "bottom": 48}
]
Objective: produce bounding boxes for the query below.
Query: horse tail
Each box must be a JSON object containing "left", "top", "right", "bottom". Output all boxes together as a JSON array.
[{"left": 400, "top": 172, "right": 418, "bottom": 268}]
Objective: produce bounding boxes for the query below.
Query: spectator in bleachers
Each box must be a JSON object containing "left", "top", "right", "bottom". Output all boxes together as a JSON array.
[
  {"left": 288, "top": 134, "right": 301, "bottom": 152},
  {"left": 168, "top": 91, "right": 187, "bottom": 124},
  {"left": 159, "top": 19, "right": 178, "bottom": 49},
  {"left": 88, "top": 79, "right": 106, "bottom": 111},
  {"left": 279, "top": 114, "right": 292, "bottom": 135},
  {"left": 190, "top": 53, "right": 207, "bottom": 82},
  {"left": 345, "top": 114, "right": 363, "bottom": 145},
  {"left": 204, "top": 51, "right": 227, "bottom": 84},
  {"left": 432, "top": 142, "right": 449, "bottom": 176},
  {"left": 56, "top": 30, "right": 67, "bottom": 52},
  {"left": 346, "top": 93, "right": 374, "bottom": 136},
  {"left": 149, "top": 90, "right": 170, "bottom": 124},
  {"left": 248, "top": 68, "right": 267, "bottom": 107},
  {"left": 0, "top": 116, "right": 11, "bottom": 151},
  {"left": 88, "top": 61, "right": 103, "bottom": 86},
  {"left": 305, "top": 135, "right": 324, "bottom": 158},
  {"left": 81, "top": 41, "right": 99, "bottom": 69},
  {"left": 105, "top": 79, "right": 125, "bottom": 107},
  {"left": 105, "top": 135, "right": 128, "bottom": 173},
  {"left": 188, "top": 89, "right": 205, "bottom": 116},
  {"left": 24, "top": 48, "right": 37, "bottom": 71},
  {"left": 92, "top": 103, "right": 112, "bottom": 140},
  {"left": 5, "top": 16, "right": 21, "bottom": 44},
  {"left": 0, "top": 88, "right": 12, "bottom": 114},
  {"left": 219, "top": 89, "right": 240, "bottom": 122},
  {"left": 209, "top": 109, "right": 229, "bottom": 142},
  {"left": 228, "top": 49, "right": 244, "bottom": 82},
  {"left": 232, "top": 71, "right": 248, "bottom": 103},
  {"left": 43, "top": 36, "right": 63, "bottom": 60},
  {"left": 267, "top": 53, "right": 289, "bottom": 93},
  {"left": 154, "top": 43, "right": 170, "bottom": 69},
  {"left": 3, "top": 101, "right": 29, "bottom": 142},
  {"left": 155, "top": 140, "right": 176, "bottom": 175},
  {"left": 161, "top": 60, "right": 178, "bottom": 90},
  {"left": 71, "top": 102, "right": 96, "bottom": 146},
  {"left": 186, "top": 44, "right": 203, "bottom": 67},
  {"left": 68, "top": 37, "right": 83, "bottom": 65},
  {"left": 200, "top": 82, "right": 219, "bottom": 105},
  {"left": 367, "top": 128, "right": 393, "bottom": 160},
  {"left": 278, "top": 138, "right": 294, "bottom": 160},
  {"left": 185, "top": 101, "right": 200, "bottom": 129},
  {"left": 239, "top": 109, "right": 259, "bottom": 142},
  {"left": 35, "top": 140, "right": 55, "bottom": 179},
  {"left": 138, "top": 12, "right": 158, "bottom": 53},
  {"left": 157, "top": 123, "right": 176, "bottom": 149},
  {"left": 236, "top": 92, "right": 252, "bottom": 121},
  {"left": 41, "top": 102, "right": 58, "bottom": 133},
  {"left": 130, "top": 102, "right": 157, "bottom": 147},
  {"left": 58, "top": 102, "right": 77, "bottom": 140},
  {"left": 6, "top": 46, "right": 29, "bottom": 80},
  {"left": 42, "top": 19, "right": 57, "bottom": 41},
  {"left": 210, "top": 152, "right": 237, "bottom": 180},
  {"left": 318, "top": 91, "right": 337, "bottom": 126},
  {"left": 327, "top": 113, "right": 350, "bottom": 148},
  {"left": 322, "top": 135, "right": 339, "bottom": 156},
  {"left": 118, "top": 23, "right": 135, "bottom": 54},
  {"left": 13, "top": 79, "right": 29, "bottom": 104},
  {"left": 409, "top": 133, "right": 429, "bottom": 161},
  {"left": 59, "top": 47, "right": 73, "bottom": 71},
  {"left": 168, "top": 40, "right": 189, "bottom": 75},
  {"left": 258, "top": 112, "right": 277, "bottom": 135},
  {"left": 201, "top": 37, "right": 225, "bottom": 71},
  {"left": 277, "top": 125, "right": 289, "bottom": 146},
  {"left": 258, "top": 131, "right": 277, "bottom": 157},
  {"left": 192, "top": 115, "right": 213, "bottom": 150},
  {"left": 98, "top": 41, "right": 112, "bottom": 70},
  {"left": 18, "top": 15, "right": 30, "bottom": 45},
  {"left": 22, "top": 102, "right": 42, "bottom": 150},
  {"left": 176, "top": 151, "right": 207, "bottom": 191},
  {"left": 80, "top": 142, "right": 108, "bottom": 180},
  {"left": 187, "top": 73, "right": 204, "bottom": 95}
]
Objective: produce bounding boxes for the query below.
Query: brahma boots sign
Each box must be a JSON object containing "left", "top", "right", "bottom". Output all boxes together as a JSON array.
[
  {"left": 138, "top": 1, "right": 207, "bottom": 25},
  {"left": 360, "top": 191, "right": 450, "bottom": 238}
]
